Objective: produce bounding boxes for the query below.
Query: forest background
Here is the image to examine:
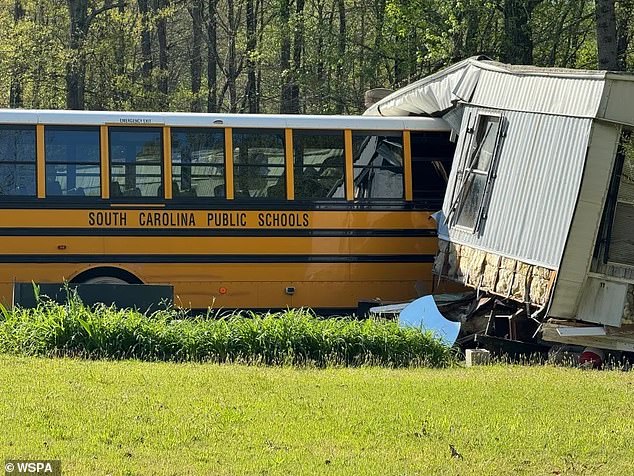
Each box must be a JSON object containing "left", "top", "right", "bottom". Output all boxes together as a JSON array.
[{"left": 0, "top": 0, "right": 631, "bottom": 114}]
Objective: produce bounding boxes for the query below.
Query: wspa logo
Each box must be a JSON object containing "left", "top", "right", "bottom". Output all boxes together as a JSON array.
[{"left": 4, "top": 460, "right": 61, "bottom": 476}]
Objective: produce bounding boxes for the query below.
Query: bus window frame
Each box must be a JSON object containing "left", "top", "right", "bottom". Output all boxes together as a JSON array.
[
  {"left": 107, "top": 125, "right": 166, "bottom": 202},
  {"left": 0, "top": 124, "right": 38, "bottom": 200},
  {"left": 350, "top": 129, "right": 407, "bottom": 202},
  {"left": 43, "top": 125, "right": 103, "bottom": 200},
  {"left": 170, "top": 126, "right": 227, "bottom": 201},
  {"left": 291, "top": 128, "right": 347, "bottom": 202},
  {"left": 231, "top": 127, "right": 288, "bottom": 201}
]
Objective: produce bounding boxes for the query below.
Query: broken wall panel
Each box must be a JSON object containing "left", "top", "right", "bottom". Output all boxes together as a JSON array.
[{"left": 434, "top": 239, "right": 555, "bottom": 306}]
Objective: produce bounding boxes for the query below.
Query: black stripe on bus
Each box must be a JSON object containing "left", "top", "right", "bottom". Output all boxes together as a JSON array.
[
  {"left": 0, "top": 254, "right": 436, "bottom": 264},
  {"left": 0, "top": 228, "right": 437, "bottom": 238},
  {"left": 0, "top": 200, "right": 443, "bottom": 212}
]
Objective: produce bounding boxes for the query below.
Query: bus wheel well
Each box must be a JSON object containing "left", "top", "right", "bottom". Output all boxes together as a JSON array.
[{"left": 70, "top": 267, "right": 143, "bottom": 285}]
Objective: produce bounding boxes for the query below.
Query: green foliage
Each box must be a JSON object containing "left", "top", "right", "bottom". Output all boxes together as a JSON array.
[
  {"left": 0, "top": 294, "right": 454, "bottom": 367},
  {"left": 0, "top": 0, "right": 629, "bottom": 114}
]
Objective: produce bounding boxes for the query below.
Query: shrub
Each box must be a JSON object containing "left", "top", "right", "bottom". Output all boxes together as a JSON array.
[{"left": 0, "top": 293, "right": 454, "bottom": 367}]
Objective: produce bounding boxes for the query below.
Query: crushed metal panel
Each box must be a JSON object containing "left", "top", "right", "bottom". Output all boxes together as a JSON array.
[
  {"left": 577, "top": 277, "right": 628, "bottom": 326},
  {"left": 364, "top": 57, "right": 482, "bottom": 117},
  {"left": 452, "top": 66, "right": 481, "bottom": 102}
]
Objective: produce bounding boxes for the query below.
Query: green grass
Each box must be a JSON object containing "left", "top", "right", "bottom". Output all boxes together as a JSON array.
[
  {"left": 1, "top": 356, "right": 633, "bottom": 475},
  {"left": 0, "top": 298, "right": 452, "bottom": 367}
]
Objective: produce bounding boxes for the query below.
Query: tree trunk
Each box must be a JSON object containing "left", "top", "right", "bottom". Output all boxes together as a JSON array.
[
  {"left": 9, "top": 0, "right": 25, "bottom": 108},
  {"left": 335, "top": 0, "right": 345, "bottom": 113},
  {"left": 113, "top": 0, "right": 127, "bottom": 107},
  {"left": 245, "top": 0, "right": 257, "bottom": 113},
  {"left": 138, "top": 0, "right": 153, "bottom": 95},
  {"left": 66, "top": 0, "right": 89, "bottom": 109},
  {"left": 226, "top": 0, "right": 238, "bottom": 112},
  {"left": 596, "top": 0, "right": 618, "bottom": 70},
  {"left": 190, "top": 0, "right": 203, "bottom": 112},
  {"left": 290, "top": 0, "right": 304, "bottom": 113},
  {"left": 279, "top": 0, "right": 296, "bottom": 113},
  {"left": 500, "top": 0, "right": 541, "bottom": 64},
  {"left": 371, "top": 0, "right": 386, "bottom": 81},
  {"left": 206, "top": 0, "right": 218, "bottom": 112},
  {"left": 156, "top": 0, "right": 169, "bottom": 108}
]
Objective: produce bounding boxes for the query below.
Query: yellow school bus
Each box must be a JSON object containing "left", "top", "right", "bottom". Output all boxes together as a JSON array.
[{"left": 0, "top": 109, "right": 455, "bottom": 311}]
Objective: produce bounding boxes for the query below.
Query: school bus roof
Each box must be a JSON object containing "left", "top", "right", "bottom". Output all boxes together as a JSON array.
[{"left": 0, "top": 109, "right": 451, "bottom": 131}]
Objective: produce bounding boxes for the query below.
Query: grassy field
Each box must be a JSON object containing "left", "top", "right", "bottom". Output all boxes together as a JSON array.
[{"left": 1, "top": 356, "right": 633, "bottom": 475}]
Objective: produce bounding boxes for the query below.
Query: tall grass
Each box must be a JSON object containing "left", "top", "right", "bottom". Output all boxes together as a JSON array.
[{"left": 0, "top": 293, "right": 454, "bottom": 367}]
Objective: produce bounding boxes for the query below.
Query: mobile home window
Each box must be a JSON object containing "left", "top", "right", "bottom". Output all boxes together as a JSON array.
[
  {"left": 454, "top": 114, "right": 502, "bottom": 232},
  {"left": 352, "top": 131, "right": 404, "bottom": 199},
  {"left": 45, "top": 126, "right": 101, "bottom": 197},
  {"left": 0, "top": 125, "right": 36, "bottom": 196},
  {"left": 293, "top": 130, "right": 345, "bottom": 200},
  {"left": 109, "top": 127, "right": 163, "bottom": 198},
  {"left": 233, "top": 129, "right": 285, "bottom": 199},
  {"left": 607, "top": 130, "right": 634, "bottom": 266},
  {"left": 171, "top": 128, "right": 225, "bottom": 198}
]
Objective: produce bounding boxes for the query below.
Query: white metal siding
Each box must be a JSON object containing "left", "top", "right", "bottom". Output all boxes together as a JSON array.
[
  {"left": 439, "top": 106, "right": 592, "bottom": 268},
  {"left": 470, "top": 70, "right": 605, "bottom": 118},
  {"left": 550, "top": 121, "right": 621, "bottom": 318}
]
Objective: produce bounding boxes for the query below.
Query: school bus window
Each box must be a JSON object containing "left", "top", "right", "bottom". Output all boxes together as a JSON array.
[
  {"left": 410, "top": 131, "right": 455, "bottom": 201},
  {"left": 352, "top": 131, "right": 404, "bottom": 199},
  {"left": 0, "top": 125, "right": 36, "bottom": 196},
  {"left": 171, "top": 128, "right": 225, "bottom": 198},
  {"left": 109, "top": 127, "right": 163, "bottom": 198},
  {"left": 233, "top": 128, "right": 285, "bottom": 199},
  {"left": 45, "top": 126, "right": 100, "bottom": 197},
  {"left": 293, "top": 130, "right": 345, "bottom": 200}
]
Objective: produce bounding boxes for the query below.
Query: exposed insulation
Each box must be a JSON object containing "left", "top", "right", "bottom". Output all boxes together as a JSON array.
[
  {"left": 530, "top": 266, "right": 552, "bottom": 306},
  {"left": 495, "top": 257, "right": 516, "bottom": 296},
  {"left": 481, "top": 253, "right": 501, "bottom": 291},
  {"left": 434, "top": 239, "right": 556, "bottom": 306},
  {"left": 512, "top": 262, "right": 531, "bottom": 302}
]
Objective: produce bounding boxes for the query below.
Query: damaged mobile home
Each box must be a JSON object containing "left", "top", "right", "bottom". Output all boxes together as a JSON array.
[{"left": 366, "top": 57, "right": 634, "bottom": 352}]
